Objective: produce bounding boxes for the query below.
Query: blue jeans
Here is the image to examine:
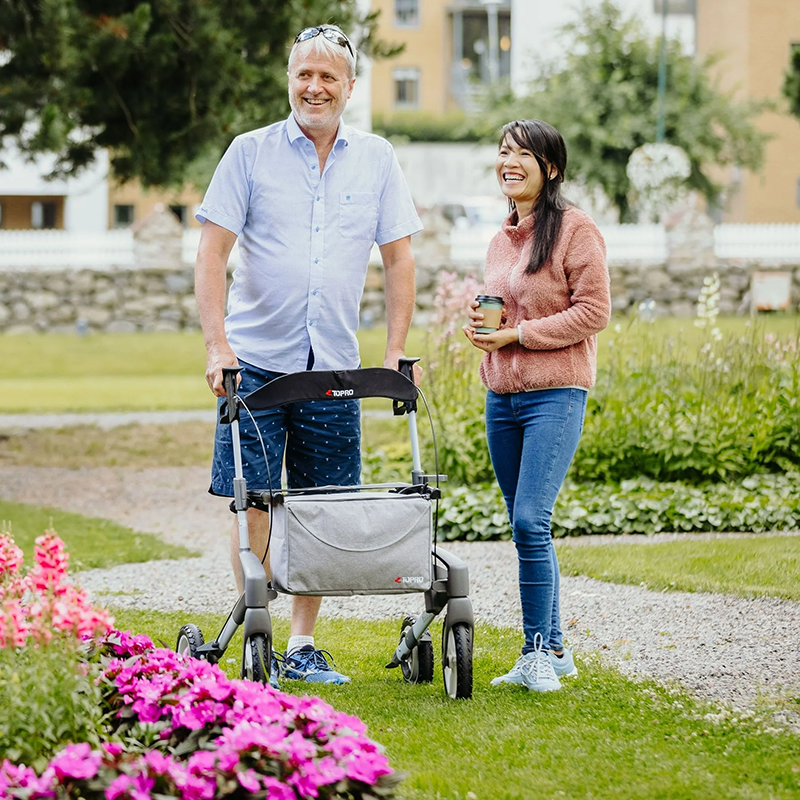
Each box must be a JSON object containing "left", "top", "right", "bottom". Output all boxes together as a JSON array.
[{"left": 485, "top": 387, "right": 587, "bottom": 654}]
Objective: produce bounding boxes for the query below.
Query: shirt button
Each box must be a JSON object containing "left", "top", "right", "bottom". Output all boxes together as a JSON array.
[
  {"left": 312, "top": 289, "right": 319, "bottom": 296},
  {"left": 311, "top": 165, "right": 317, "bottom": 170},
  {"left": 316, "top": 196, "right": 321, "bottom": 201},
  {"left": 314, "top": 258, "right": 319, "bottom": 264},
  {"left": 315, "top": 226, "right": 320, "bottom": 232},
  {"left": 346, "top": 194, "right": 351, "bottom": 200}
]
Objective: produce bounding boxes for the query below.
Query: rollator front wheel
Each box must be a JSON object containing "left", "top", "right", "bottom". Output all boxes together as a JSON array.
[
  {"left": 442, "top": 621, "right": 473, "bottom": 700},
  {"left": 176, "top": 624, "right": 205, "bottom": 659},
  {"left": 242, "top": 633, "right": 272, "bottom": 684},
  {"left": 399, "top": 616, "right": 434, "bottom": 684}
]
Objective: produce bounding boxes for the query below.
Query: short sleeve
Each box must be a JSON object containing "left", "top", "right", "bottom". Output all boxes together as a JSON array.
[
  {"left": 195, "top": 136, "right": 252, "bottom": 235},
  {"left": 374, "top": 144, "right": 423, "bottom": 246}
]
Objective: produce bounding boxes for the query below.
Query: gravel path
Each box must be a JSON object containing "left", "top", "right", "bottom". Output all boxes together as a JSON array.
[{"left": 2, "top": 465, "right": 798, "bottom": 731}]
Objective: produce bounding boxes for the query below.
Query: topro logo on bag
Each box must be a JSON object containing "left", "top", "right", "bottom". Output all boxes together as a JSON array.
[
  {"left": 326, "top": 388, "right": 355, "bottom": 397},
  {"left": 394, "top": 576, "right": 425, "bottom": 584}
]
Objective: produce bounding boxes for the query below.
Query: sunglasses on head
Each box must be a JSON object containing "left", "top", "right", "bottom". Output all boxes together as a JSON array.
[{"left": 294, "top": 26, "right": 354, "bottom": 57}]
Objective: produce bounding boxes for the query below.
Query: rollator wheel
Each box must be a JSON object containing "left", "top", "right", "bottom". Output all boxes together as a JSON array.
[
  {"left": 442, "top": 621, "right": 473, "bottom": 700},
  {"left": 242, "top": 633, "right": 272, "bottom": 684},
  {"left": 176, "top": 624, "right": 205, "bottom": 659},
  {"left": 399, "top": 616, "right": 434, "bottom": 684}
]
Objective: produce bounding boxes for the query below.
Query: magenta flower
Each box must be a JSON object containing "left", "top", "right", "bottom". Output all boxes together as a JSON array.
[{"left": 50, "top": 743, "right": 101, "bottom": 781}]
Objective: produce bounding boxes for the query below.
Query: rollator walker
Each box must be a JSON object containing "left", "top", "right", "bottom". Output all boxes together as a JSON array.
[{"left": 176, "top": 358, "right": 475, "bottom": 699}]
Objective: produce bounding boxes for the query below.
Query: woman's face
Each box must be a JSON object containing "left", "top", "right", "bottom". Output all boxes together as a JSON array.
[{"left": 495, "top": 132, "right": 547, "bottom": 211}]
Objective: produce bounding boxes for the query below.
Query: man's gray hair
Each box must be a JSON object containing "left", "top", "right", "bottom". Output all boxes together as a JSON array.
[{"left": 288, "top": 26, "right": 357, "bottom": 79}]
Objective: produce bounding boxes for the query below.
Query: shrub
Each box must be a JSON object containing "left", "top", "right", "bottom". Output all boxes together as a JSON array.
[
  {"left": 420, "top": 271, "right": 494, "bottom": 486},
  {"left": 0, "top": 532, "right": 400, "bottom": 800},
  {"left": 435, "top": 473, "right": 800, "bottom": 540},
  {"left": 371, "top": 111, "right": 494, "bottom": 143},
  {"left": 575, "top": 316, "right": 800, "bottom": 483}
]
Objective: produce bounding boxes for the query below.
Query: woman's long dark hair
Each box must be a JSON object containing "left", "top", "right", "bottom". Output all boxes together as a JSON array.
[{"left": 500, "top": 119, "right": 569, "bottom": 274}]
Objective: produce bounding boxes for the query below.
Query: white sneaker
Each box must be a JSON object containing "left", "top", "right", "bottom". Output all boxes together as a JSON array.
[
  {"left": 491, "top": 633, "right": 562, "bottom": 692},
  {"left": 549, "top": 647, "right": 578, "bottom": 679},
  {"left": 490, "top": 652, "right": 535, "bottom": 686},
  {"left": 520, "top": 633, "right": 561, "bottom": 692}
]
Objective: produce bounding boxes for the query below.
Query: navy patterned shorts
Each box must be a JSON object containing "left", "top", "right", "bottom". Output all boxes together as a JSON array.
[{"left": 210, "top": 360, "right": 361, "bottom": 496}]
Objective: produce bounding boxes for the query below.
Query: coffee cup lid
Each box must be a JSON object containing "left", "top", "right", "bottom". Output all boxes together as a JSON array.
[{"left": 476, "top": 294, "right": 503, "bottom": 304}]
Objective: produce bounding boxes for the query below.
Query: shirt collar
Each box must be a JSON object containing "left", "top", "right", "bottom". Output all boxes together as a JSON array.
[{"left": 286, "top": 114, "right": 350, "bottom": 148}]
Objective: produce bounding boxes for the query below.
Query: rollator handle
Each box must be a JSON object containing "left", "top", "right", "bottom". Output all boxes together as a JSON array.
[
  {"left": 393, "top": 357, "right": 419, "bottom": 416},
  {"left": 220, "top": 366, "right": 243, "bottom": 424}
]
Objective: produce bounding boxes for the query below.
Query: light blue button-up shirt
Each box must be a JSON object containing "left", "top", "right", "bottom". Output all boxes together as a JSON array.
[{"left": 196, "top": 114, "right": 422, "bottom": 373}]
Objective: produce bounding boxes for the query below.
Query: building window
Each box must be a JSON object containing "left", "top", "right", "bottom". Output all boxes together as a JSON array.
[
  {"left": 169, "top": 204, "right": 187, "bottom": 226},
  {"left": 653, "top": 0, "right": 695, "bottom": 12},
  {"left": 393, "top": 68, "right": 420, "bottom": 109},
  {"left": 395, "top": 0, "right": 419, "bottom": 27},
  {"left": 31, "top": 201, "right": 57, "bottom": 229},
  {"left": 114, "top": 204, "right": 135, "bottom": 228}
]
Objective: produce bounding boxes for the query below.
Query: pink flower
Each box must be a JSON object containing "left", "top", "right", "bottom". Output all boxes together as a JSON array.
[
  {"left": 50, "top": 743, "right": 101, "bottom": 781},
  {"left": 237, "top": 768, "right": 262, "bottom": 792},
  {"left": 344, "top": 749, "right": 393, "bottom": 784}
]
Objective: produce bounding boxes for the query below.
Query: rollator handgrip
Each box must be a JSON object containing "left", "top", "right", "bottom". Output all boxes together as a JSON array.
[
  {"left": 220, "top": 366, "right": 243, "bottom": 424},
  {"left": 393, "top": 357, "right": 419, "bottom": 416}
]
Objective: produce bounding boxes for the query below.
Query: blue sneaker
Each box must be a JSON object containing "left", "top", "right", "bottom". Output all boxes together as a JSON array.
[
  {"left": 282, "top": 645, "right": 351, "bottom": 685},
  {"left": 550, "top": 647, "right": 578, "bottom": 679}
]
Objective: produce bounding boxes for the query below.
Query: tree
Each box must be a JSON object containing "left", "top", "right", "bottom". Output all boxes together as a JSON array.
[
  {"left": 0, "top": 0, "right": 400, "bottom": 187},
  {"left": 486, "top": 1, "right": 768, "bottom": 221},
  {"left": 783, "top": 44, "right": 800, "bottom": 119}
]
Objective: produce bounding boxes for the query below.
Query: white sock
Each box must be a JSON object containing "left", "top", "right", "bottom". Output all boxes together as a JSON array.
[{"left": 287, "top": 635, "right": 315, "bottom": 656}]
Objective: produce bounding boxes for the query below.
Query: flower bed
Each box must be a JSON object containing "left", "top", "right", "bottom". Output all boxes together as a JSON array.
[{"left": 0, "top": 531, "right": 399, "bottom": 799}]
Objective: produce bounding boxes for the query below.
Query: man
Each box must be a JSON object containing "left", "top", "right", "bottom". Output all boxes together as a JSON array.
[{"left": 194, "top": 25, "right": 422, "bottom": 687}]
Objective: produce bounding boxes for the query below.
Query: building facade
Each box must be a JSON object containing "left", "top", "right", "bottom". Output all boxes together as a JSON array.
[
  {"left": 696, "top": 0, "right": 800, "bottom": 223},
  {"left": 369, "top": 0, "right": 511, "bottom": 115}
]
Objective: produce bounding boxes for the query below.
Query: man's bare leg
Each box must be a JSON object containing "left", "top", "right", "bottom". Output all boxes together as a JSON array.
[{"left": 229, "top": 507, "right": 322, "bottom": 636}]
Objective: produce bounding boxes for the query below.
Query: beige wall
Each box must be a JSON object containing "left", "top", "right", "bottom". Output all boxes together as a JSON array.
[
  {"left": 0, "top": 196, "right": 65, "bottom": 230},
  {"left": 370, "top": 0, "right": 452, "bottom": 115},
  {"left": 698, "top": 0, "right": 800, "bottom": 222},
  {"left": 108, "top": 180, "right": 204, "bottom": 229}
]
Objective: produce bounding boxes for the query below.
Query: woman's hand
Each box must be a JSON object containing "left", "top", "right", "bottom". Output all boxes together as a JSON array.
[{"left": 463, "top": 324, "right": 518, "bottom": 352}]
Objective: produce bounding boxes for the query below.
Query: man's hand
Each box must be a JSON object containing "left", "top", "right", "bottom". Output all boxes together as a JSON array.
[
  {"left": 206, "top": 343, "right": 240, "bottom": 396},
  {"left": 383, "top": 349, "right": 422, "bottom": 385}
]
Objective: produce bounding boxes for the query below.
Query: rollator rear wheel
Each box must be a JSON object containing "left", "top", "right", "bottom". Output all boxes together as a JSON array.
[
  {"left": 399, "top": 616, "right": 434, "bottom": 684},
  {"left": 442, "top": 621, "right": 473, "bottom": 699},
  {"left": 242, "top": 633, "right": 272, "bottom": 684},
  {"left": 176, "top": 624, "right": 205, "bottom": 659}
]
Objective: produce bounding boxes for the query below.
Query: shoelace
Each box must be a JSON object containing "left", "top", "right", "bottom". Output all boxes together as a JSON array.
[
  {"left": 289, "top": 647, "right": 338, "bottom": 674},
  {"left": 520, "top": 633, "right": 553, "bottom": 682}
]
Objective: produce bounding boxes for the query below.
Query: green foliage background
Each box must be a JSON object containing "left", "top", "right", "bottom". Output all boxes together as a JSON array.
[{"left": 0, "top": 0, "right": 398, "bottom": 187}]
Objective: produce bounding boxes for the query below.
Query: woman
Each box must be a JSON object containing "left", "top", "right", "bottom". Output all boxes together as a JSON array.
[{"left": 464, "top": 119, "right": 611, "bottom": 692}]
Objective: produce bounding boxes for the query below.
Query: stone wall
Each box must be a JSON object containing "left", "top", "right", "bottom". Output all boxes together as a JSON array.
[{"left": 1, "top": 205, "right": 798, "bottom": 334}]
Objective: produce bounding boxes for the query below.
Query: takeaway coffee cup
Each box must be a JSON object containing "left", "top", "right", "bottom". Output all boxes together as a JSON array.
[{"left": 475, "top": 295, "right": 504, "bottom": 333}]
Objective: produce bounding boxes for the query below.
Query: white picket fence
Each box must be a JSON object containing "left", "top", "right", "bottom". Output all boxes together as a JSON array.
[
  {"left": 0, "top": 223, "right": 799, "bottom": 270},
  {"left": 713, "top": 224, "right": 800, "bottom": 261}
]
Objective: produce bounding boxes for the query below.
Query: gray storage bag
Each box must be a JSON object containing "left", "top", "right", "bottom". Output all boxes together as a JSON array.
[{"left": 269, "top": 491, "right": 433, "bottom": 596}]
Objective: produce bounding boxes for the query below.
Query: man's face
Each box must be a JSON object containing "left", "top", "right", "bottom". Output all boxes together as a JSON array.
[{"left": 288, "top": 49, "right": 355, "bottom": 135}]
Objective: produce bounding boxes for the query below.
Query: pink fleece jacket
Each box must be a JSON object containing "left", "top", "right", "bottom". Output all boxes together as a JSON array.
[{"left": 479, "top": 206, "right": 611, "bottom": 394}]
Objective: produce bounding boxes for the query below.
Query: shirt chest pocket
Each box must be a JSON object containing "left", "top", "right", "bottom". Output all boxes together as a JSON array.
[{"left": 339, "top": 192, "right": 379, "bottom": 240}]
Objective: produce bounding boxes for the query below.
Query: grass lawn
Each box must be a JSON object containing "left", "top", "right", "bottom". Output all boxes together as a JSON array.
[
  {"left": 0, "top": 421, "right": 216, "bottom": 468},
  {"left": 110, "top": 608, "right": 800, "bottom": 800},
  {"left": 557, "top": 535, "right": 800, "bottom": 600},
  {"left": 2, "top": 318, "right": 797, "bottom": 413},
  {"left": 0, "top": 499, "right": 196, "bottom": 570},
  {"left": 0, "top": 328, "right": 426, "bottom": 413}
]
